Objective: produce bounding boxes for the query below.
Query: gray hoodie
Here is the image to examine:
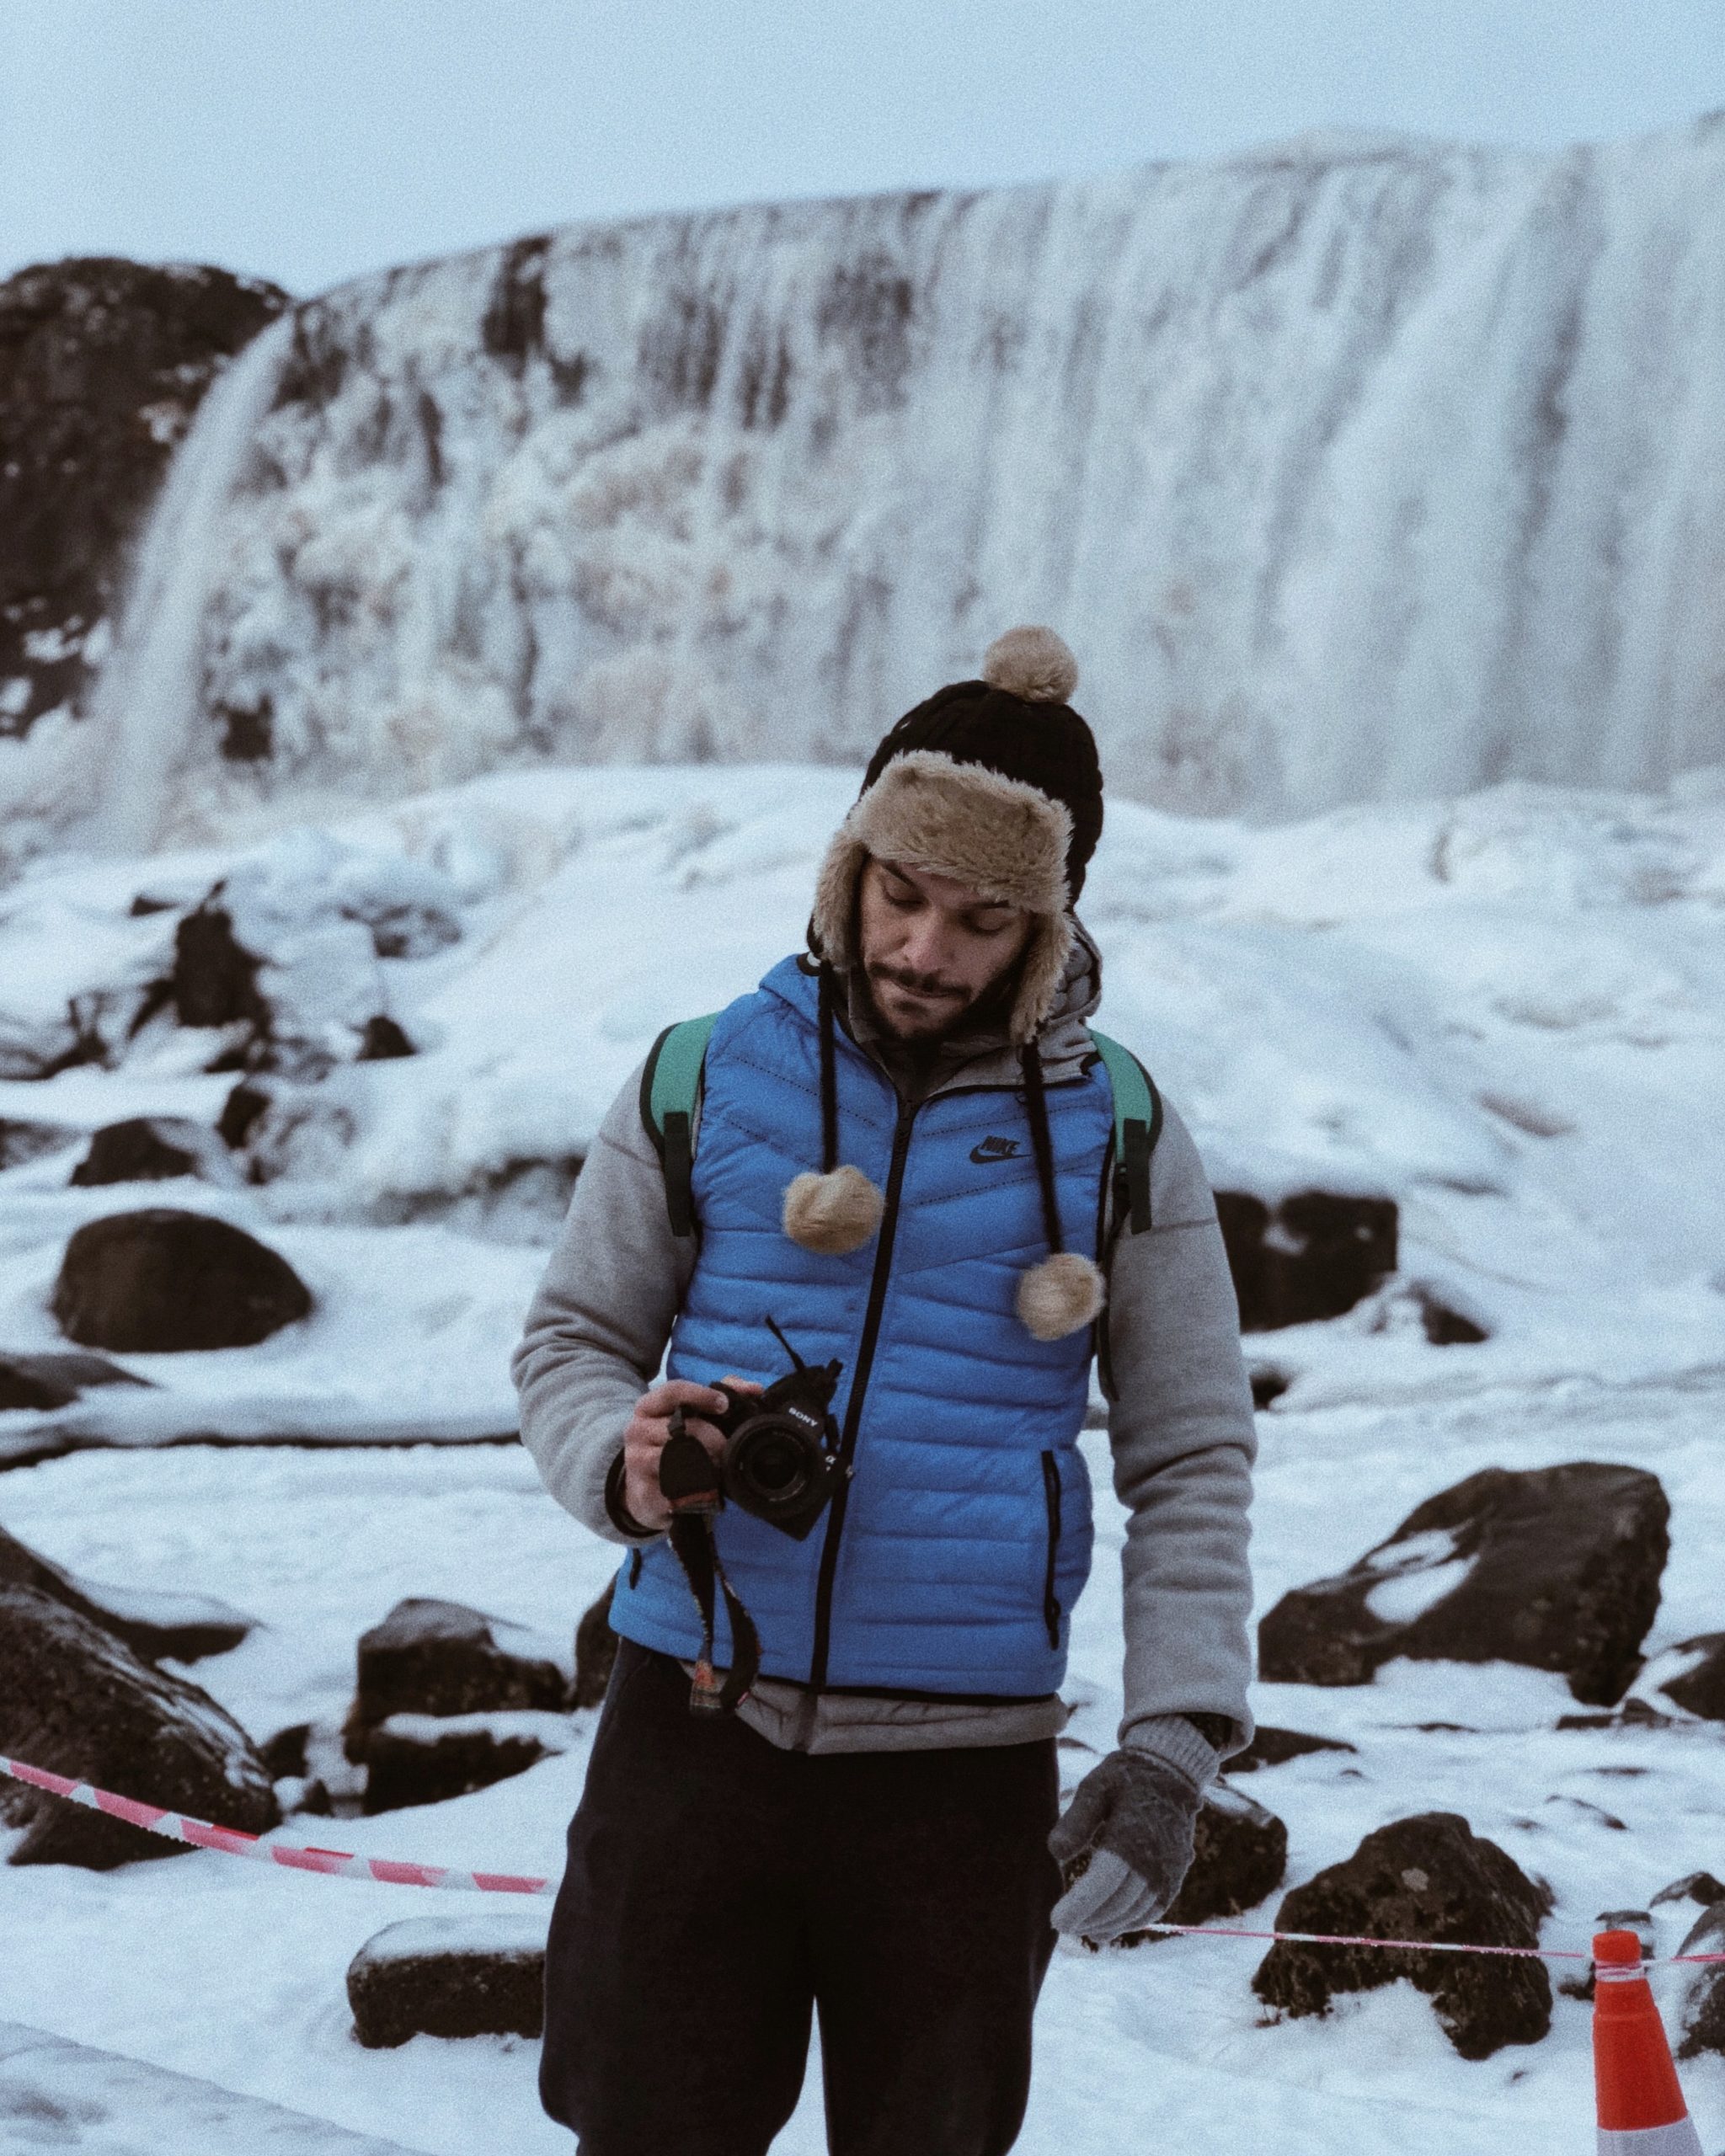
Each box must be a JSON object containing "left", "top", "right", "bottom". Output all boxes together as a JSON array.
[{"left": 512, "top": 926, "right": 1256, "bottom": 1780}]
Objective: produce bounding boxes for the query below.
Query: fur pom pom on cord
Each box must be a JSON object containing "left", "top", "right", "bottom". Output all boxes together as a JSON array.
[
  {"left": 981, "top": 627, "right": 1079, "bottom": 705},
  {"left": 783, "top": 1166, "right": 884, "bottom": 1256},
  {"left": 1017, "top": 1252, "right": 1105, "bottom": 1342}
]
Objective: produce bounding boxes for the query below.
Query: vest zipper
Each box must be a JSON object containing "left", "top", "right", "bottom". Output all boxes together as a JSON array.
[
  {"left": 808, "top": 1093, "right": 919, "bottom": 1690},
  {"left": 1040, "top": 1450, "right": 1063, "bottom": 1648}
]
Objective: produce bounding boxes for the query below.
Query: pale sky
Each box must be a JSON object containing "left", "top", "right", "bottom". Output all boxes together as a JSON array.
[{"left": 3, "top": 0, "right": 1723, "bottom": 296}]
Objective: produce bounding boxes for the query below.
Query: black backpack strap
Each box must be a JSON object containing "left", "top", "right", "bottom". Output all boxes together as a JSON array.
[
  {"left": 1089, "top": 1029, "right": 1163, "bottom": 1237},
  {"left": 638, "top": 1012, "right": 720, "bottom": 1237}
]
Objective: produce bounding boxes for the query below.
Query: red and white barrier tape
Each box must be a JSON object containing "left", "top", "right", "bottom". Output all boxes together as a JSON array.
[
  {"left": 8, "top": 1754, "right": 1725, "bottom": 1962},
  {"left": 0, "top": 1755, "right": 554, "bottom": 1897}
]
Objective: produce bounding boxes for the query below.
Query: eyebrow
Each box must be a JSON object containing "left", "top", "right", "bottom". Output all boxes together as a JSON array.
[{"left": 883, "top": 865, "right": 1013, "bottom": 917}]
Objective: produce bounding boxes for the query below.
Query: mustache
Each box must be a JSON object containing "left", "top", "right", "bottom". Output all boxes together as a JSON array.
[{"left": 867, "top": 961, "right": 969, "bottom": 1002}]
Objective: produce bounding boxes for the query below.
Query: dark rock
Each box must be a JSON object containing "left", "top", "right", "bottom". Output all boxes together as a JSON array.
[
  {"left": 1417, "top": 1292, "right": 1489, "bottom": 1346},
  {"left": 1215, "top": 1188, "right": 1398, "bottom": 1331},
  {"left": 51, "top": 1206, "right": 312, "bottom": 1351},
  {"left": 1640, "top": 1634, "right": 1725, "bottom": 1721},
  {"left": 1258, "top": 1462, "right": 1669, "bottom": 1705},
  {"left": 1124, "top": 1782, "right": 1286, "bottom": 1943},
  {"left": 573, "top": 1582, "right": 617, "bottom": 1708},
  {"left": 170, "top": 903, "right": 266, "bottom": 1032},
  {"left": 0, "top": 1350, "right": 149, "bottom": 1412},
  {"left": 345, "top": 1598, "right": 571, "bottom": 1760},
  {"left": 0, "top": 1582, "right": 277, "bottom": 1865},
  {"left": 1230, "top": 1725, "right": 1358, "bottom": 1774},
  {"left": 0, "top": 259, "right": 288, "bottom": 739},
  {"left": 1676, "top": 1903, "right": 1725, "bottom": 2058},
  {"left": 356, "top": 1015, "right": 414, "bottom": 1062},
  {"left": 261, "top": 1722, "right": 309, "bottom": 1780},
  {"left": 70, "top": 1116, "right": 235, "bottom": 1187},
  {"left": 347, "top": 1914, "right": 545, "bottom": 2047},
  {"left": 262, "top": 1716, "right": 365, "bottom": 1817},
  {"left": 1556, "top": 1696, "right": 1674, "bottom": 1732},
  {"left": 0, "top": 1119, "right": 76, "bottom": 1170},
  {"left": 216, "top": 1082, "right": 271, "bottom": 1150},
  {"left": 1252, "top": 1812, "right": 1552, "bottom": 2059},
  {"left": 1249, "top": 1367, "right": 1290, "bottom": 1410},
  {"left": 361, "top": 1711, "right": 568, "bottom": 1814},
  {"left": 0, "top": 1524, "right": 253, "bottom": 1661},
  {"left": 1654, "top": 1872, "right": 1725, "bottom": 1910}
]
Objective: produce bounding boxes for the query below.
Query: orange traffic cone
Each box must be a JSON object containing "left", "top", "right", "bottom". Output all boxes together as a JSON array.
[{"left": 1594, "top": 1929, "right": 1704, "bottom": 2153}]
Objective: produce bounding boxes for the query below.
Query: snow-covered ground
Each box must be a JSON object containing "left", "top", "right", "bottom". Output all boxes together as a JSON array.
[{"left": 2, "top": 760, "right": 1723, "bottom": 2149}]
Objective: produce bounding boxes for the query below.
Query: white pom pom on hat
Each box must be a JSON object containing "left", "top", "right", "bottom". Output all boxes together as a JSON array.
[{"left": 980, "top": 625, "right": 1080, "bottom": 705}]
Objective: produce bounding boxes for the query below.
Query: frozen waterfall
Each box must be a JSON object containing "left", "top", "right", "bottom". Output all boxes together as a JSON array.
[{"left": 63, "top": 120, "right": 1725, "bottom": 844}]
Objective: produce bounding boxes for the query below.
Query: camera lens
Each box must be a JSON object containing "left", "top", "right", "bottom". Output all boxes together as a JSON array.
[{"left": 740, "top": 1430, "right": 808, "bottom": 1502}]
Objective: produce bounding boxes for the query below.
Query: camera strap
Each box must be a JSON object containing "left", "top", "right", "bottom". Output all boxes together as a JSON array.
[{"left": 660, "top": 1411, "right": 761, "bottom": 1715}]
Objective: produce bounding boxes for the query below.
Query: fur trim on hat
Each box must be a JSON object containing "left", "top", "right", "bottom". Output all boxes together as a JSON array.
[
  {"left": 782, "top": 1166, "right": 884, "bottom": 1255},
  {"left": 981, "top": 626, "right": 1079, "bottom": 704},
  {"left": 1016, "top": 1251, "right": 1106, "bottom": 1341},
  {"left": 809, "top": 750, "right": 1076, "bottom": 1044}
]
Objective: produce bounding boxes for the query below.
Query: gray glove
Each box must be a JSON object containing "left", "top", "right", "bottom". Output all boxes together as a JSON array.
[{"left": 1048, "top": 1750, "right": 1204, "bottom": 1942}]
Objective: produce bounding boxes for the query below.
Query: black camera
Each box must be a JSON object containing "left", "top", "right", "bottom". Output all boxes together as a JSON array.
[{"left": 660, "top": 1319, "right": 844, "bottom": 1541}]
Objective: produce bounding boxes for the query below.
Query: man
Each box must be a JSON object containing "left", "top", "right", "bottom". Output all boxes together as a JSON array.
[{"left": 513, "top": 627, "right": 1256, "bottom": 2156}]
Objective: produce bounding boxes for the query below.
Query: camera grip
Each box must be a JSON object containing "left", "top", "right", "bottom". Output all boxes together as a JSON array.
[{"left": 658, "top": 1406, "right": 721, "bottom": 1513}]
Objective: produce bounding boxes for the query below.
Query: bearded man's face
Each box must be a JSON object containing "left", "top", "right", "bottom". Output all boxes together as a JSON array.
[{"left": 855, "top": 857, "right": 1033, "bottom": 1041}]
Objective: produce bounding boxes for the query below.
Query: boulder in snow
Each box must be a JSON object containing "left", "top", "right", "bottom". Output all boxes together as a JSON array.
[
  {"left": 361, "top": 1710, "right": 574, "bottom": 1815},
  {"left": 1215, "top": 1188, "right": 1398, "bottom": 1331},
  {"left": 1257, "top": 1463, "right": 1669, "bottom": 1705},
  {"left": 1629, "top": 1634, "right": 1725, "bottom": 1721},
  {"left": 345, "top": 1597, "right": 572, "bottom": 1762},
  {"left": 70, "top": 1116, "right": 240, "bottom": 1188},
  {"left": 1252, "top": 1812, "right": 1552, "bottom": 2059},
  {"left": 0, "top": 1349, "right": 148, "bottom": 1412},
  {"left": 51, "top": 1205, "right": 312, "bottom": 1351},
  {"left": 171, "top": 901, "right": 267, "bottom": 1032},
  {"left": 0, "top": 1582, "right": 277, "bottom": 1866},
  {"left": 346, "top": 1913, "right": 546, "bottom": 2047},
  {"left": 0, "top": 1524, "right": 254, "bottom": 1662},
  {"left": 573, "top": 1581, "right": 617, "bottom": 1708}
]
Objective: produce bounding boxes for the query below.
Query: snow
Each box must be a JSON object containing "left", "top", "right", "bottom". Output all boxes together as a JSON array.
[
  {"left": 371, "top": 1712, "right": 576, "bottom": 1752},
  {"left": 0, "top": 760, "right": 1720, "bottom": 2148},
  {"left": 0, "top": 2021, "right": 421, "bottom": 2153},
  {"left": 353, "top": 1914, "right": 547, "bottom": 1967}
]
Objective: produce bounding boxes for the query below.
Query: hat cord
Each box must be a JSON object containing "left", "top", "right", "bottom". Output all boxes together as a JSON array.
[
  {"left": 1018, "top": 1043, "right": 1065, "bottom": 1257},
  {"left": 817, "top": 963, "right": 840, "bottom": 1174}
]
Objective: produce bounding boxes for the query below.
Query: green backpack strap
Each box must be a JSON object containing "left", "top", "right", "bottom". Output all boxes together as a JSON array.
[
  {"left": 1089, "top": 1029, "right": 1163, "bottom": 1236},
  {"left": 638, "top": 1013, "right": 720, "bottom": 1237}
]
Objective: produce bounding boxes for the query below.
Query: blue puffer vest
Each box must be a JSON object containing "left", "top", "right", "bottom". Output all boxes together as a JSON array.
[{"left": 608, "top": 955, "right": 1116, "bottom": 1698}]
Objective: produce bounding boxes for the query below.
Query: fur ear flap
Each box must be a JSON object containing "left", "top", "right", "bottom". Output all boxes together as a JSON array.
[
  {"left": 1017, "top": 1251, "right": 1105, "bottom": 1341},
  {"left": 783, "top": 1166, "right": 884, "bottom": 1256}
]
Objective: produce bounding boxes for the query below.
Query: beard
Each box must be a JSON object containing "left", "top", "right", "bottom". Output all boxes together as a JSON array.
[{"left": 863, "top": 959, "right": 973, "bottom": 1040}]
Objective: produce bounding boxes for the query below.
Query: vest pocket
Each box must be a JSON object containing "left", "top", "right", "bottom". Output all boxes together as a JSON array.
[{"left": 1039, "top": 1451, "right": 1062, "bottom": 1649}]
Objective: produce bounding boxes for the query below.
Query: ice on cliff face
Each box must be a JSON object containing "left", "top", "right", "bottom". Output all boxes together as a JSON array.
[{"left": 13, "top": 120, "right": 1724, "bottom": 859}]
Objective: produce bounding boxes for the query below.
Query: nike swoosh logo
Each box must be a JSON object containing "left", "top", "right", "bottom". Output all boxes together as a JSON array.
[{"left": 969, "top": 1138, "right": 1022, "bottom": 1164}]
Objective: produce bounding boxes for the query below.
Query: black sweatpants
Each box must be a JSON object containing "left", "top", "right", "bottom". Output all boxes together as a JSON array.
[{"left": 541, "top": 1639, "right": 1061, "bottom": 2156}]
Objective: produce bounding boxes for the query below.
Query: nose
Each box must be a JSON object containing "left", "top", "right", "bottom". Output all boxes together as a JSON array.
[{"left": 896, "top": 911, "right": 951, "bottom": 978}]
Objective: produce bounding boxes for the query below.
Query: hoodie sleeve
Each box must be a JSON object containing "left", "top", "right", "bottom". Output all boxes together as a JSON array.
[
  {"left": 1101, "top": 1095, "right": 1257, "bottom": 1757},
  {"left": 510, "top": 1059, "right": 697, "bottom": 1544}
]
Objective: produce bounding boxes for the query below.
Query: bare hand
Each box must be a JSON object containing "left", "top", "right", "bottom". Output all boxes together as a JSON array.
[{"left": 622, "top": 1376, "right": 763, "bottom": 1531}]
